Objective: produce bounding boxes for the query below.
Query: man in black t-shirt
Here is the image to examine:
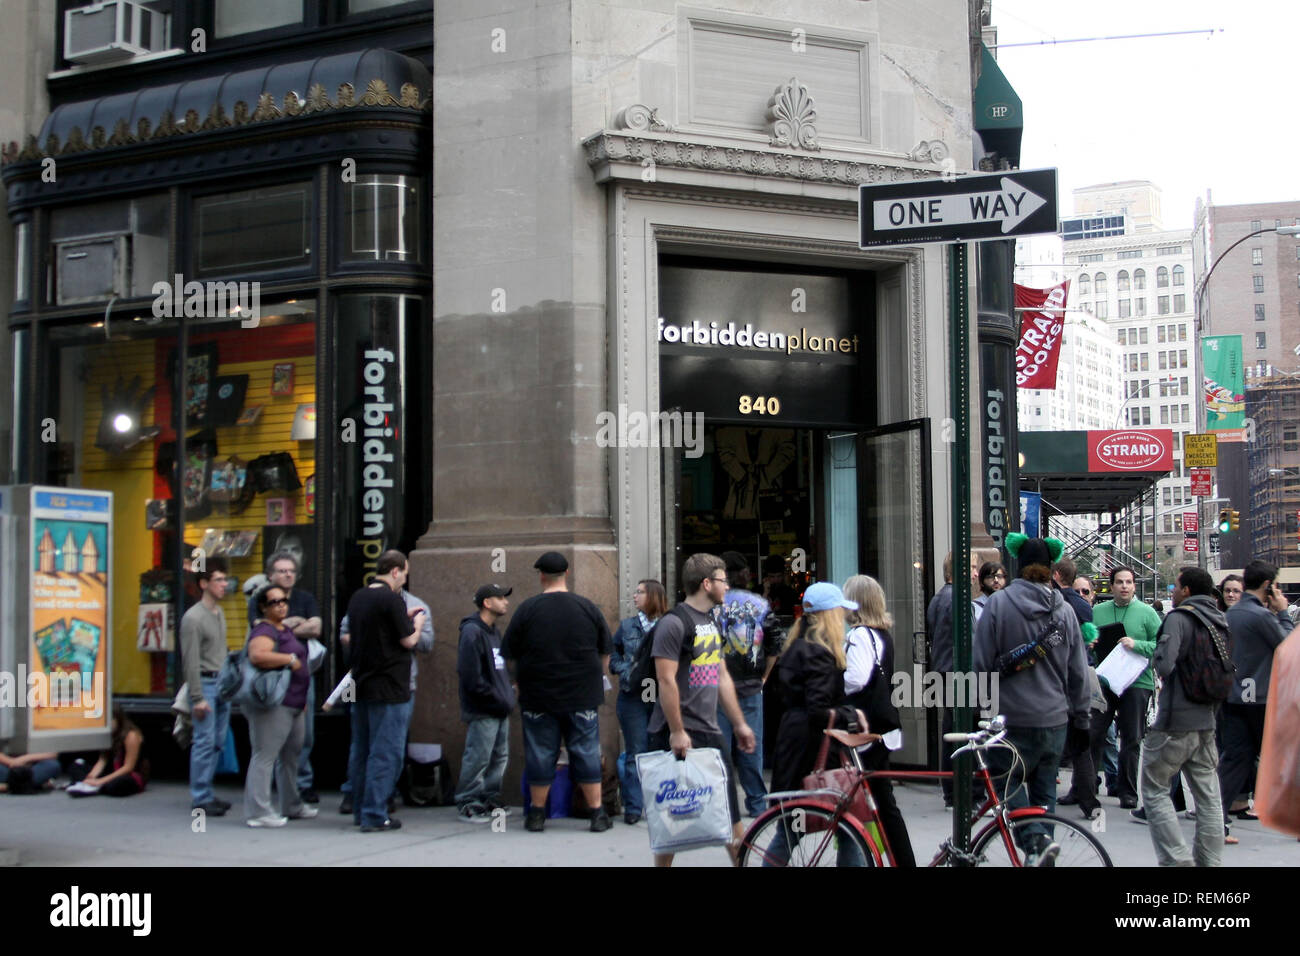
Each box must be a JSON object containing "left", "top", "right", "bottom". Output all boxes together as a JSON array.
[
  {"left": 344, "top": 550, "right": 426, "bottom": 832},
  {"left": 502, "top": 551, "right": 613, "bottom": 834}
]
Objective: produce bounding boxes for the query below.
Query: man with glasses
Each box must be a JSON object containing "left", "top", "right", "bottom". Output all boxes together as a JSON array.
[
  {"left": 181, "top": 557, "right": 233, "bottom": 817},
  {"left": 248, "top": 551, "right": 323, "bottom": 802},
  {"left": 647, "top": 552, "right": 756, "bottom": 866},
  {"left": 1073, "top": 577, "right": 1095, "bottom": 606},
  {"left": 502, "top": 552, "right": 614, "bottom": 834}
]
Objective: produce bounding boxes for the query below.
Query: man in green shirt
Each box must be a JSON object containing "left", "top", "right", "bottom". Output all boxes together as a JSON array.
[{"left": 1080, "top": 567, "right": 1161, "bottom": 810}]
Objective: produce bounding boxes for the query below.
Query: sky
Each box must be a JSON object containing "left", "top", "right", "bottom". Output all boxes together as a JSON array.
[{"left": 990, "top": 0, "right": 1299, "bottom": 230}]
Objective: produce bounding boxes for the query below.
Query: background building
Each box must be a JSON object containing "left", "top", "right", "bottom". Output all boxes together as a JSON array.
[{"left": 1194, "top": 195, "right": 1300, "bottom": 568}]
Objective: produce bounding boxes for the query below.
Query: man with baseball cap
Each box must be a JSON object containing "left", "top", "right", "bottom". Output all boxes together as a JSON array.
[
  {"left": 455, "top": 583, "right": 516, "bottom": 823},
  {"left": 502, "top": 552, "right": 614, "bottom": 833}
]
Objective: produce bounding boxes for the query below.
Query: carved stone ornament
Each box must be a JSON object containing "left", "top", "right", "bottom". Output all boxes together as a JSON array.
[
  {"left": 613, "top": 104, "right": 671, "bottom": 133},
  {"left": 765, "top": 78, "right": 819, "bottom": 151},
  {"left": 907, "top": 140, "right": 950, "bottom": 164}
]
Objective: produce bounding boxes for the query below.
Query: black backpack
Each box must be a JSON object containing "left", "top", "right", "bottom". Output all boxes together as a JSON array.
[
  {"left": 1168, "top": 606, "right": 1236, "bottom": 705},
  {"left": 628, "top": 605, "right": 698, "bottom": 703}
]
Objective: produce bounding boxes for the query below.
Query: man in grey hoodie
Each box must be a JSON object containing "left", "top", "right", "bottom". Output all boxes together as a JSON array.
[
  {"left": 1140, "top": 566, "right": 1226, "bottom": 867},
  {"left": 974, "top": 535, "right": 1091, "bottom": 865}
]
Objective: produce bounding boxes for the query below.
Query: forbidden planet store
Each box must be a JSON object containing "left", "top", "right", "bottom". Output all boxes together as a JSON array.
[
  {"left": 1, "top": 52, "right": 433, "bottom": 765},
  {"left": 584, "top": 139, "right": 966, "bottom": 767}
]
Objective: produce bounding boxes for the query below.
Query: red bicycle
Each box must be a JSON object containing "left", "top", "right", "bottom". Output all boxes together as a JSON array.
[{"left": 737, "top": 716, "right": 1113, "bottom": 867}]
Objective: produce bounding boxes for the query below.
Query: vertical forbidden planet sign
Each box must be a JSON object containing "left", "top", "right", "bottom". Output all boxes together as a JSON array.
[{"left": 1014, "top": 281, "right": 1069, "bottom": 389}]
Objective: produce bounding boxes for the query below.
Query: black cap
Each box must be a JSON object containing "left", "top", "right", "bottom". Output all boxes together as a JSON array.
[
  {"left": 1017, "top": 538, "right": 1053, "bottom": 569},
  {"left": 534, "top": 551, "right": 568, "bottom": 574},
  {"left": 474, "top": 583, "right": 512, "bottom": 607}
]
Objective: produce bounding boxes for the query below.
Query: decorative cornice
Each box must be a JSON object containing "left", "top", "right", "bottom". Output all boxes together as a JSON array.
[
  {"left": 583, "top": 129, "right": 945, "bottom": 188},
  {"left": 1, "top": 80, "right": 430, "bottom": 165},
  {"left": 614, "top": 104, "right": 671, "bottom": 133},
  {"left": 765, "top": 77, "right": 818, "bottom": 151}
]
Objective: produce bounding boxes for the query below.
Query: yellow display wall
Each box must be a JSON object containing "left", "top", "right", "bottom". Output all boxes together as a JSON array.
[{"left": 76, "top": 323, "right": 316, "bottom": 696}]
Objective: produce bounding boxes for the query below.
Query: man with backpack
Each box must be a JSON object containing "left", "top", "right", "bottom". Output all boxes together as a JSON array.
[{"left": 1139, "top": 567, "right": 1229, "bottom": 867}]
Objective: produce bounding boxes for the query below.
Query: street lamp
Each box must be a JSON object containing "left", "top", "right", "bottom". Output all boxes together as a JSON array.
[{"left": 1113, "top": 374, "right": 1178, "bottom": 428}]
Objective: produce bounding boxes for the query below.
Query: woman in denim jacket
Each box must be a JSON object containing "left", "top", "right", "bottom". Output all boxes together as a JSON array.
[{"left": 609, "top": 579, "right": 668, "bottom": 825}]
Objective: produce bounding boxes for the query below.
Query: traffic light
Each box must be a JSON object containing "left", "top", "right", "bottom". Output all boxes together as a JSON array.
[
  {"left": 1230, "top": 509, "right": 1240, "bottom": 532},
  {"left": 1218, "top": 509, "right": 1231, "bottom": 533}
]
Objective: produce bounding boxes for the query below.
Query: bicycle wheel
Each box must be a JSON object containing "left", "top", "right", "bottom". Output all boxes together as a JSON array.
[
  {"left": 970, "top": 811, "right": 1113, "bottom": 867},
  {"left": 737, "top": 803, "right": 876, "bottom": 867}
]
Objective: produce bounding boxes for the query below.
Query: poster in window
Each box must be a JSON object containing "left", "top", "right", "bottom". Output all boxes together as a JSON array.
[
  {"left": 271, "top": 363, "right": 295, "bottom": 396},
  {"left": 137, "top": 603, "right": 174, "bottom": 652},
  {"left": 168, "top": 343, "right": 219, "bottom": 426},
  {"left": 263, "top": 525, "right": 316, "bottom": 587}
]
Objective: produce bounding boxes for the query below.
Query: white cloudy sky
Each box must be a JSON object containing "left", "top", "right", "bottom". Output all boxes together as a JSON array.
[{"left": 991, "top": 0, "right": 1298, "bottom": 229}]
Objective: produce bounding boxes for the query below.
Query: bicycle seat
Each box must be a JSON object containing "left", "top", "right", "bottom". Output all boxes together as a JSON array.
[{"left": 824, "top": 728, "right": 882, "bottom": 748}]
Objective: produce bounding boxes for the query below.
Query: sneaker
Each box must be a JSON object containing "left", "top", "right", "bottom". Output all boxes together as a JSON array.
[
  {"left": 192, "top": 801, "right": 228, "bottom": 817},
  {"left": 1184, "top": 809, "right": 1197, "bottom": 820},
  {"left": 624, "top": 811, "right": 642, "bottom": 825},
  {"left": 525, "top": 807, "right": 546, "bottom": 832},
  {"left": 589, "top": 809, "right": 612, "bottom": 833},
  {"left": 288, "top": 806, "right": 319, "bottom": 820},
  {"left": 247, "top": 815, "right": 289, "bottom": 828},
  {"left": 1130, "top": 807, "right": 1148, "bottom": 825},
  {"left": 485, "top": 801, "right": 513, "bottom": 817},
  {"left": 338, "top": 794, "right": 353, "bottom": 814},
  {"left": 360, "top": 818, "right": 402, "bottom": 833},
  {"left": 212, "top": 797, "right": 233, "bottom": 811},
  {"left": 299, "top": 789, "right": 319, "bottom": 804},
  {"left": 458, "top": 803, "right": 493, "bottom": 825},
  {"left": 1027, "top": 842, "right": 1060, "bottom": 867}
]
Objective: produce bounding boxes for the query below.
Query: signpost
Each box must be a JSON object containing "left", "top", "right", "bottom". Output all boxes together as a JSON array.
[
  {"left": 1184, "top": 434, "right": 1219, "bottom": 469},
  {"left": 858, "top": 168, "right": 1058, "bottom": 862},
  {"left": 859, "top": 168, "right": 1058, "bottom": 248}
]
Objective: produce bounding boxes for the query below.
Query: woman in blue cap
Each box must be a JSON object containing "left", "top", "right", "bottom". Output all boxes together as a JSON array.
[{"left": 770, "top": 582, "right": 865, "bottom": 794}]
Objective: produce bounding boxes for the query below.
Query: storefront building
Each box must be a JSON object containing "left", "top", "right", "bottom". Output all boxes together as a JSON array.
[{"left": 5, "top": 1, "right": 994, "bottom": 782}]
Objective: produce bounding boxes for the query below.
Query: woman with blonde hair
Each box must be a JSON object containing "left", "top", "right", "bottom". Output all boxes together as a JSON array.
[
  {"left": 770, "top": 583, "right": 862, "bottom": 794},
  {"left": 842, "top": 574, "right": 915, "bottom": 866}
]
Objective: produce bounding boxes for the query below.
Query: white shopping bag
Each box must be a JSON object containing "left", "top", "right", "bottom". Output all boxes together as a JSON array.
[{"left": 636, "top": 747, "right": 733, "bottom": 854}]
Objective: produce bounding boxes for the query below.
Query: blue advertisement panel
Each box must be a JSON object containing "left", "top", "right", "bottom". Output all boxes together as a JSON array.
[{"left": 1019, "top": 491, "right": 1042, "bottom": 540}]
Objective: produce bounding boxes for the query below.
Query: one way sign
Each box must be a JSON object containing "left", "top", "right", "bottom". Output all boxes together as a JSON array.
[{"left": 859, "top": 168, "right": 1058, "bottom": 247}]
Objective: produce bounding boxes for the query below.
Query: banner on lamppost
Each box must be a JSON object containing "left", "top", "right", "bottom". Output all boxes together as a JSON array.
[
  {"left": 1202, "top": 335, "right": 1245, "bottom": 431},
  {"left": 1014, "top": 281, "right": 1070, "bottom": 390}
]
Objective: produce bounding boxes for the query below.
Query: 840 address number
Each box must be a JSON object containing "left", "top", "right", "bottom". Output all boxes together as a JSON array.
[{"left": 739, "top": 395, "right": 781, "bottom": 415}]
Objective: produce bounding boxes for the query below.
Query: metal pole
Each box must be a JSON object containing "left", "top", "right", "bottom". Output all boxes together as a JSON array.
[{"left": 949, "top": 242, "right": 974, "bottom": 859}]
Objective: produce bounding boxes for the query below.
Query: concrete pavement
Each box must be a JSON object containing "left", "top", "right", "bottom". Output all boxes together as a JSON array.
[{"left": 2, "top": 768, "right": 1296, "bottom": 867}]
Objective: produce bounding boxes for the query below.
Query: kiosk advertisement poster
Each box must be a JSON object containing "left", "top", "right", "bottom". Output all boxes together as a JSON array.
[{"left": 28, "top": 488, "right": 111, "bottom": 736}]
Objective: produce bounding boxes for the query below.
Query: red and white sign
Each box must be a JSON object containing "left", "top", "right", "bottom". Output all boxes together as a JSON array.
[
  {"left": 1190, "top": 468, "right": 1213, "bottom": 497},
  {"left": 1183, "top": 536, "right": 1200, "bottom": 553},
  {"left": 1014, "top": 281, "right": 1069, "bottom": 390},
  {"left": 1184, "top": 512, "right": 1199, "bottom": 533},
  {"left": 1086, "top": 429, "right": 1175, "bottom": 473}
]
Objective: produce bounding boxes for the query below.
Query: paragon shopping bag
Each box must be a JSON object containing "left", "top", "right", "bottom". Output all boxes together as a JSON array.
[
  {"left": 1255, "top": 624, "right": 1300, "bottom": 838},
  {"left": 636, "top": 747, "right": 733, "bottom": 854}
]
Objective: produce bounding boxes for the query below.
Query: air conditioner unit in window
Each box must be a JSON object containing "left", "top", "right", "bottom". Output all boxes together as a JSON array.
[
  {"left": 64, "top": 1, "right": 164, "bottom": 65},
  {"left": 55, "top": 235, "right": 131, "bottom": 305}
]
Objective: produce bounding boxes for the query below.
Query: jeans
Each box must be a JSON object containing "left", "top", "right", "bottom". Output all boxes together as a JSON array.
[
  {"left": 615, "top": 693, "right": 653, "bottom": 813},
  {"left": 717, "top": 690, "right": 767, "bottom": 817},
  {"left": 349, "top": 698, "right": 414, "bottom": 827},
  {"left": 1140, "top": 729, "right": 1222, "bottom": 867},
  {"left": 521, "top": 709, "right": 602, "bottom": 785},
  {"left": 189, "top": 675, "right": 232, "bottom": 807},
  {"left": 274, "top": 678, "right": 315, "bottom": 791},
  {"left": 992, "top": 724, "right": 1067, "bottom": 849},
  {"left": 455, "top": 716, "right": 509, "bottom": 808},
  {"left": 246, "top": 705, "right": 306, "bottom": 820},
  {"left": 0, "top": 758, "right": 60, "bottom": 787},
  {"left": 1217, "top": 702, "right": 1267, "bottom": 827}
]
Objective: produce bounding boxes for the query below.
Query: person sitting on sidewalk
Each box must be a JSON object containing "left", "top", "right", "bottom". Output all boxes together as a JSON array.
[
  {"left": 0, "top": 750, "right": 61, "bottom": 793},
  {"left": 68, "top": 709, "right": 149, "bottom": 798}
]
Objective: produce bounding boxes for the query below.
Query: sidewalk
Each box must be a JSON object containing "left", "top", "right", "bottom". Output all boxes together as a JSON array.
[{"left": 2, "top": 771, "right": 1295, "bottom": 866}]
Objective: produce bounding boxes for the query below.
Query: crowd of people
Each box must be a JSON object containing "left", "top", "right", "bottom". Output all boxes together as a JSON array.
[{"left": 7, "top": 535, "right": 1294, "bottom": 871}]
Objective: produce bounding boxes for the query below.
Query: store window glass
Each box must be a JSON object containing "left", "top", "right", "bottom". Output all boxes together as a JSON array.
[
  {"left": 345, "top": 175, "right": 423, "bottom": 263},
  {"left": 215, "top": 0, "right": 302, "bottom": 37},
  {"left": 15, "top": 221, "right": 30, "bottom": 303},
  {"left": 49, "top": 195, "right": 170, "bottom": 305},
  {"left": 194, "top": 183, "right": 312, "bottom": 278},
  {"left": 350, "top": 0, "right": 414, "bottom": 11},
  {"left": 45, "top": 301, "right": 319, "bottom": 698}
]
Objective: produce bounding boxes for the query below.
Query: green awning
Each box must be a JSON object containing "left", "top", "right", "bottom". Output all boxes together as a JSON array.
[{"left": 975, "top": 44, "right": 1022, "bottom": 131}]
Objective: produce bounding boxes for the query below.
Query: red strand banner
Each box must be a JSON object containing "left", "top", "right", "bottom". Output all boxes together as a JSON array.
[{"left": 1014, "top": 281, "right": 1069, "bottom": 390}]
